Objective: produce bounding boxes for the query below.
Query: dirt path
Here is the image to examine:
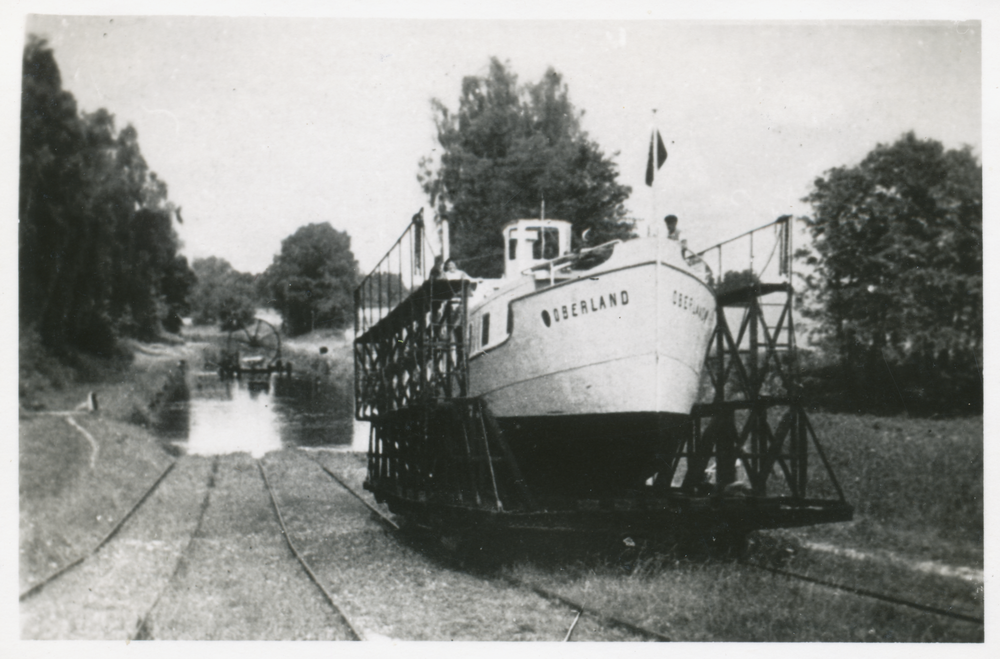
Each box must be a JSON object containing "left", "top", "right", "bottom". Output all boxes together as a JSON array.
[{"left": 801, "top": 541, "right": 984, "bottom": 584}]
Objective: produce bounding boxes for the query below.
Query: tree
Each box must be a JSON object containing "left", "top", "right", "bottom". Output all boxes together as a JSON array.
[
  {"left": 798, "top": 132, "right": 982, "bottom": 413},
  {"left": 260, "top": 223, "right": 358, "bottom": 336},
  {"left": 161, "top": 255, "right": 198, "bottom": 333},
  {"left": 19, "top": 36, "right": 190, "bottom": 351},
  {"left": 419, "top": 58, "right": 633, "bottom": 277},
  {"left": 189, "top": 257, "right": 258, "bottom": 328}
]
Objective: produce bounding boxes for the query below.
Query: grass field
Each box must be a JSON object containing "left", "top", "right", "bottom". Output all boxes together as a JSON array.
[
  {"left": 19, "top": 406, "right": 176, "bottom": 594},
  {"left": 502, "top": 410, "right": 984, "bottom": 642},
  {"left": 798, "top": 412, "right": 983, "bottom": 566},
  {"left": 18, "top": 331, "right": 193, "bottom": 593},
  {"left": 508, "top": 552, "right": 982, "bottom": 642}
]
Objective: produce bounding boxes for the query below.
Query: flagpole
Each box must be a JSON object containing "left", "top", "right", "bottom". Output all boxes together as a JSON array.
[
  {"left": 650, "top": 109, "right": 657, "bottom": 236},
  {"left": 644, "top": 109, "right": 668, "bottom": 236},
  {"left": 652, "top": 108, "right": 662, "bottom": 414}
]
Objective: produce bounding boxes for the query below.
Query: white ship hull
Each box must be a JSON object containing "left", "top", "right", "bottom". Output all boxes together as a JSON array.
[{"left": 467, "top": 237, "right": 716, "bottom": 420}]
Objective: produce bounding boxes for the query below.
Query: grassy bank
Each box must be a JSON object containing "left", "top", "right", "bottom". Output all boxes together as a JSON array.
[
  {"left": 498, "top": 411, "right": 983, "bottom": 642},
  {"left": 797, "top": 412, "right": 983, "bottom": 566},
  {"left": 507, "top": 555, "right": 981, "bottom": 642},
  {"left": 19, "top": 331, "right": 194, "bottom": 593},
  {"left": 20, "top": 326, "right": 199, "bottom": 429},
  {"left": 19, "top": 414, "right": 176, "bottom": 593}
]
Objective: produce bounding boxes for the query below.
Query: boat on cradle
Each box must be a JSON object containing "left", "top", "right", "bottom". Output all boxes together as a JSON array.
[
  {"left": 357, "top": 210, "right": 854, "bottom": 534},
  {"left": 461, "top": 219, "right": 716, "bottom": 499}
]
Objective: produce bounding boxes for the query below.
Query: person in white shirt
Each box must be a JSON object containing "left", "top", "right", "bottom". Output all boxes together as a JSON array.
[{"left": 441, "top": 258, "right": 469, "bottom": 280}]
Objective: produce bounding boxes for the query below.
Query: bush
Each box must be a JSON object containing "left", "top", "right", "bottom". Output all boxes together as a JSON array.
[{"left": 797, "top": 346, "right": 981, "bottom": 417}]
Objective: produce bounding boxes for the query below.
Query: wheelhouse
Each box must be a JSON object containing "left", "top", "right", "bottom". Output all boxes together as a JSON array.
[{"left": 502, "top": 219, "right": 572, "bottom": 278}]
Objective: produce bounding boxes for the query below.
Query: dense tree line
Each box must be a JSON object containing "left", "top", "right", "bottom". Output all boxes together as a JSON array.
[
  {"left": 188, "top": 257, "right": 258, "bottom": 329},
  {"left": 186, "top": 232, "right": 358, "bottom": 337},
  {"left": 258, "top": 223, "right": 358, "bottom": 336},
  {"left": 419, "top": 58, "right": 633, "bottom": 277},
  {"left": 798, "top": 132, "right": 982, "bottom": 414},
  {"left": 20, "top": 36, "right": 193, "bottom": 354}
]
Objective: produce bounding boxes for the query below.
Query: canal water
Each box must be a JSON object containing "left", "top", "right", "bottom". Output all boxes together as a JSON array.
[{"left": 154, "top": 372, "right": 368, "bottom": 458}]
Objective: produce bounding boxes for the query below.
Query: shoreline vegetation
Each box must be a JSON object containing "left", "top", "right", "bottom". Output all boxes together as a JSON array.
[{"left": 19, "top": 328, "right": 983, "bottom": 641}]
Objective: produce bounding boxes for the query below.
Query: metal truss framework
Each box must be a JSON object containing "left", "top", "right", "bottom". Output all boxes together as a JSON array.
[
  {"left": 355, "top": 279, "right": 469, "bottom": 420},
  {"left": 680, "top": 219, "right": 848, "bottom": 507}
]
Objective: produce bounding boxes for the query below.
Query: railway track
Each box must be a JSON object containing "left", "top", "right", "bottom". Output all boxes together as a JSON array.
[
  {"left": 22, "top": 454, "right": 362, "bottom": 640},
  {"left": 257, "top": 459, "right": 364, "bottom": 640},
  {"left": 743, "top": 561, "right": 984, "bottom": 626},
  {"left": 19, "top": 461, "right": 178, "bottom": 603},
  {"left": 307, "top": 451, "right": 984, "bottom": 637},
  {"left": 132, "top": 457, "right": 219, "bottom": 640},
  {"left": 131, "top": 455, "right": 362, "bottom": 640},
  {"left": 21, "top": 446, "right": 981, "bottom": 640},
  {"left": 304, "top": 452, "right": 669, "bottom": 642}
]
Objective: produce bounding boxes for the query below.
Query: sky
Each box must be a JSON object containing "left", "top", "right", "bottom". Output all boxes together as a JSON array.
[{"left": 15, "top": 8, "right": 985, "bottom": 278}]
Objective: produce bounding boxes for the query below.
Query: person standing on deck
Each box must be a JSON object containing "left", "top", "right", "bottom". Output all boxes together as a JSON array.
[{"left": 664, "top": 214, "right": 681, "bottom": 241}]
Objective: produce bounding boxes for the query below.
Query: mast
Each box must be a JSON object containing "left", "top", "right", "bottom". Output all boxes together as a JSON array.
[
  {"left": 650, "top": 108, "right": 657, "bottom": 237},
  {"left": 652, "top": 108, "right": 663, "bottom": 413}
]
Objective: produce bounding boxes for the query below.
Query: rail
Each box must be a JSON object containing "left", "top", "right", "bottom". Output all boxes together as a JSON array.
[
  {"left": 697, "top": 215, "right": 792, "bottom": 288},
  {"left": 526, "top": 240, "right": 621, "bottom": 285},
  {"left": 354, "top": 208, "right": 439, "bottom": 336},
  {"left": 20, "top": 461, "right": 178, "bottom": 602},
  {"left": 314, "top": 457, "right": 672, "bottom": 641},
  {"left": 258, "top": 459, "right": 365, "bottom": 640}
]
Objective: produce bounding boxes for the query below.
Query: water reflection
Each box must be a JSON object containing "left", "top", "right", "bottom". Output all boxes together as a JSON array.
[
  {"left": 187, "top": 384, "right": 282, "bottom": 458},
  {"left": 156, "top": 373, "right": 359, "bottom": 457},
  {"left": 352, "top": 418, "right": 370, "bottom": 452},
  {"left": 271, "top": 377, "right": 353, "bottom": 448}
]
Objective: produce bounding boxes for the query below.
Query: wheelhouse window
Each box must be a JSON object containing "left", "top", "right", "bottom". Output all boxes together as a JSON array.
[
  {"left": 531, "top": 227, "right": 560, "bottom": 260},
  {"left": 543, "top": 228, "right": 559, "bottom": 259},
  {"left": 508, "top": 238, "right": 517, "bottom": 260},
  {"left": 481, "top": 313, "right": 490, "bottom": 346}
]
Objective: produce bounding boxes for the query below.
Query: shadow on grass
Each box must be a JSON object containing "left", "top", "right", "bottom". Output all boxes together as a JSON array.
[{"left": 390, "top": 522, "right": 798, "bottom": 581}]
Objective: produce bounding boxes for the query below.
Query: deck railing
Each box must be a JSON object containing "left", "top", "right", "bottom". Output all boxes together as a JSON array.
[
  {"left": 697, "top": 215, "right": 792, "bottom": 289},
  {"left": 353, "top": 210, "right": 471, "bottom": 421},
  {"left": 354, "top": 209, "right": 439, "bottom": 336}
]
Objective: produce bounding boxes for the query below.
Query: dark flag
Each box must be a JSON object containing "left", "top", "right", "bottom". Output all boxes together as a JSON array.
[{"left": 645, "top": 130, "right": 668, "bottom": 186}]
